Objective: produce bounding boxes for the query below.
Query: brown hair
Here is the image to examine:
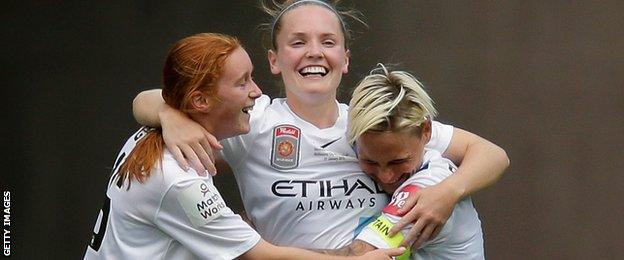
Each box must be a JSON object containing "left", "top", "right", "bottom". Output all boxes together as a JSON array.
[
  {"left": 116, "top": 33, "right": 241, "bottom": 188},
  {"left": 259, "top": 0, "right": 366, "bottom": 50}
]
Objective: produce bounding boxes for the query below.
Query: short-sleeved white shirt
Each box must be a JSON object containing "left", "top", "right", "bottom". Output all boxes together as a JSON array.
[
  {"left": 221, "top": 95, "right": 454, "bottom": 249},
  {"left": 84, "top": 127, "right": 261, "bottom": 260},
  {"left": 356, "top": 150, "right": 484, "bottom": 260}
]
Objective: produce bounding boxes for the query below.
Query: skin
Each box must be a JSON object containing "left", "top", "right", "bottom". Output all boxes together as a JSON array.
[
  {"left": 268, "top": 4, "right": 349, "bottom": 128},
  {"left": 190, "top": 47, "right": 262, "bottom": 140},
  {"left": 356, "top": 125, "right": 431, "bottom": 194},
  {"left": 166, "top": 45, "right": 403, "bottom": 260},
  {"left": 132, "top": 2, "right": 509, "bottom": 251}
]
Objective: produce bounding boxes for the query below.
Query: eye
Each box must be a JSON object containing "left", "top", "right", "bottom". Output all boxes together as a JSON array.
[
  {"left": 322, "top": 40, "right": 336, "bottom": 47},
  {"left": 389, "top": 159, "right": 408, "bottom": 166},
  {"left": 361, "top": 160, "right": 377, "bottom": 166},
  {"left": 291, "top": 40, "right": 305, "bottom": 47}
]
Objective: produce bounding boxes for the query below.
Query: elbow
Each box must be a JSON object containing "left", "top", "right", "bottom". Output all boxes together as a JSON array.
[
  {"left": 132, "top": 92, "right": 145, "bottom": 124},
  {"left": 494, "top": 144, "right": 510, "bottom": 177}
]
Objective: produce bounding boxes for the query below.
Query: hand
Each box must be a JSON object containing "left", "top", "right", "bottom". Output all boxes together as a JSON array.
[
  {"left": 159, "top": 105, "right": 222, "bottom": 175},
  {"left": 389, "top": 182, "right": 461, "bottom": 249},
  {"left": 359, "top": 247, "right": 406, "bottom": 259}
]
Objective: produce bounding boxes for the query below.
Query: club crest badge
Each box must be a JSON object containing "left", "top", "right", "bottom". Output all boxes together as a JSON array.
[{"left": 271, "top": 124, "right": 301, "bottom": 170}]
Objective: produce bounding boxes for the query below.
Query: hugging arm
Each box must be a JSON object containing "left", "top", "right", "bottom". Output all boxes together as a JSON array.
[
  {"left": 390, "top": 127, "right": 509, "bottom": 248},
  {"left": 133, "top": 89, "right": 222, "bottom": 175}
]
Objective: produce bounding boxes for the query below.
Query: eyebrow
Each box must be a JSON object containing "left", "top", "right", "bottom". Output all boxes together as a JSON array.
[
  {"left": 290, "top": 32, "right": 338, "bottom": 38},
  {"left": 235, "top": 69, "right": 252, "bottom": 84}
]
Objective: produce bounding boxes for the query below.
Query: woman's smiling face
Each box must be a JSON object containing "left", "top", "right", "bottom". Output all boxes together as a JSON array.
[{"left": 268, "top": 4, "right": 349, "bottom": 102}]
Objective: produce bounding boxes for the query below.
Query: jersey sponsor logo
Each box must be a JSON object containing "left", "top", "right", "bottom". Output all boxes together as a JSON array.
[
  {"left": 271, "top": 125, "right": 301, "bottom": 170},
  {"left": 177, "top": 180, "right": 227, "bottom": 227},
  {"left": 271, "top": 178, "right": 387, "bottom": 211},
  {"left": 383, "top": 185, "right": 420, "bottom": 216}
]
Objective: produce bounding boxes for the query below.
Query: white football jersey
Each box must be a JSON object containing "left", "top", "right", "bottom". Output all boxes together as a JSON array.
[
  {"left": 221, "top": 95, "right": 454, "bottom": 249},
  {"left": 356, "top": 150, "right": 484, "bottom": 260},
  {"left": 84, "top": 127, "right": 261, "bottom": 260}
]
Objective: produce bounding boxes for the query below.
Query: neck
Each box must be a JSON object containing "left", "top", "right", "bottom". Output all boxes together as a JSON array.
[
  {"left": 189, "top": 113, "right": 225, "bottom": 141},
  {"left": 286, "top": 95, "right": 339, "bottom": 129}
]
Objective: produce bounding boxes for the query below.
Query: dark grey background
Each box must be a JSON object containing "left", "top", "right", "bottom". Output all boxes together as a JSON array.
[{"left": 3, "top": 1, "right": 623, "bottom": 259}]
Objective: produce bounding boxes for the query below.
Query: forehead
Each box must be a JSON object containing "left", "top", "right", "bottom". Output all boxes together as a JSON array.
[
  {"left": 356, "top": 131, "right": 419, "bottom": 160},
  {"left": 220, "top": 47, "right": 251, "bottom": 79},
  {"left": 278, "top": 4, "right": 344, "bottom": 36}
]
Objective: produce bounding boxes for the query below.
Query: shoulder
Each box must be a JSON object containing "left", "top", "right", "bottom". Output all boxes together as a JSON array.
[{"left": 405, "top": 150, "right": 456, "bottom": 188}]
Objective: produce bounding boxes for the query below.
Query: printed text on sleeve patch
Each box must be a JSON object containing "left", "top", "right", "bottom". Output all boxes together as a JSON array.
[
  {"left": 177, "top": 180, "right": 227, "bottom": 228},
  {"left": 383, "top": 184, "right": 420, "bottom": 216}
]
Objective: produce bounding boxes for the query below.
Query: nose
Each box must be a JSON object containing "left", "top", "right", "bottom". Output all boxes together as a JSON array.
[
  {"left": 306, "top": 41, "right": 323, "bottom": 58},
  {"left": 377, "top": 168, "right": 396, "bottom": 184},
  {"left": 248, "top": 79, "right": 262, "bottom": 99}
]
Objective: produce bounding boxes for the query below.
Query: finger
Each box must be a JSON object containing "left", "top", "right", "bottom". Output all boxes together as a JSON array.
[
  {"left": 199, "top": 138, "right": 215, "bottom": 162},
  {"left": 205, "top": 132, "right": 222, "bottom": 150},
  {"left": 169, "top": 146, "right": 189, "bottom": 171},
  {"left": 389, "top": 211, "right": 417, "bottom": 236},
  {"left": 379, "top": 247, "right": 406, "bottom": 257},
  {"left": 430, "top": 225, "right": 442, "bottom": 240},
  {"left": 181, "top": 144, "right": 206, "bottom": 175},
  {"left": 191, "top": 142, "right": 215, "bottom": 176},
  {"left": 400, "top": 219, "right": 425, "bottom": 247},
  {"left": 396, "top": 190, "right": 421, "bottom": 214},
  {"left": 412, "top": 225, "right": 435, "bottom": 249}
]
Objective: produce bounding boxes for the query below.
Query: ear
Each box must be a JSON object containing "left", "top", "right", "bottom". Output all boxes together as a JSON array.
[
  {"left": 421, "top": 119, "right": 432, "bottom": 144},
  {"left": 342, "top": 49, "right": 350, "bottom": 74},
  {"left": 188, "top": 90, "right": 214, "bottom": 112},
  {"left": 268, "top": 49, "right": 281, "bottom": 75}
]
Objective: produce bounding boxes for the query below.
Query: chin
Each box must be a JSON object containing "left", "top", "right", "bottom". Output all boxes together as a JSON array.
[{"left": 381, "top": 185, "right": 397, "bottom": 194}]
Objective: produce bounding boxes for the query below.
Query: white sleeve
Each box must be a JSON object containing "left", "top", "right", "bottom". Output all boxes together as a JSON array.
[
  {"left": 220, "top": 94, "right": 271, "bottom": 168},
  {"left": 426, "top": 120, "right": 454, "bottom": 154},
  {"left": 355, "top": 226, "right": 391, "bottom": 249},
  {"left": 155, "top": 178, "right": 261, "bottom": 259}
]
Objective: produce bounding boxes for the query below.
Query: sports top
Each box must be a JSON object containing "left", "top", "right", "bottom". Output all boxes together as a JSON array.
[
  {"left": 221, "top": 95, "right": 454, "bottom": 249},
  {"left": 84, "top": 127, "right": 261, "bottom": 260}
]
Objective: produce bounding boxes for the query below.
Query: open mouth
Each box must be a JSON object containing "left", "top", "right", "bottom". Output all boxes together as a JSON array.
[
  {"left": 298, "top": 66, "right": 328, "bottom": 78},
  {"left": 242, "top": 105, "right": 254, "bottom": 115}
]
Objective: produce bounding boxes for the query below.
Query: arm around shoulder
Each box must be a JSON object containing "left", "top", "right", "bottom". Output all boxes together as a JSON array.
[
  {"left": 443, "top": 127, "right": 510, "bottom": 198},
  {"left": 132, "top": 89, "right": 165, "bottom": 127}
]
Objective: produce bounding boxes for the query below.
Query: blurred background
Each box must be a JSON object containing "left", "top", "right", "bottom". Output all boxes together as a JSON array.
[{"left": 3, "top": 1, "right": 623, "bottom": 259}]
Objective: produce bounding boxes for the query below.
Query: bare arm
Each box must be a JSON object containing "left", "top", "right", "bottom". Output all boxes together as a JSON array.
[
  {"left": 390, "top": 127, "right": 509, "bottom": 248},
  {"left": 132, "top": 89, "right": 165, "bottom": 126},
  {"left": 240, "top": 239, "right": 403, "bottom": 260},
  {"left": 441, "top": 127, "right": 509, "bottom": 197},
  {"left": 312, "top": 240, "right": 377, "bottom": 256},
  {"left": 132, "top": 89, "right": 222, "bottom": 174}
]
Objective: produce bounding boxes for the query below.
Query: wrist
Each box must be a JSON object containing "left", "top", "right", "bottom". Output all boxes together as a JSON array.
[{"left": 440, "top": 177, "right": 466, "bottom": 202}]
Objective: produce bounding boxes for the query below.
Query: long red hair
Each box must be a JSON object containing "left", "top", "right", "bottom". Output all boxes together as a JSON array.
[{"left": 116, "top": 33, "right": 241, "bottom": 188}]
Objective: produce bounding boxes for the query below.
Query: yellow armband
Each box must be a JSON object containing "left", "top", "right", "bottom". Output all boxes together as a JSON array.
[{"left": 367, "top": 215, "right": 411, "bottom": 260}]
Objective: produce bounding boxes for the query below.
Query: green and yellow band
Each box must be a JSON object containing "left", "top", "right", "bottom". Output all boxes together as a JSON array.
[{"left": 367, "top": 215, "right": 411, "bottom": 260}]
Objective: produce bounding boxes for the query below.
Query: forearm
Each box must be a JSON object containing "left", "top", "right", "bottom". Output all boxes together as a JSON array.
[
  {"left": 132, "top": 89, "right": 165, "bottom": 127},
  {"left": 241, "top": 240, "right": 369, "bottom": 260},
  {"left": 443, "top": 128, "right": 510, "bottom": 198},
  {"left": 312, "top": 240, "right": 375, "bottom": 256}
]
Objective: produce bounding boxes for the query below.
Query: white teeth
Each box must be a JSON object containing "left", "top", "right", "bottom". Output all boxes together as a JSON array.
[
  {"left": 242, "top": 106, "right": 253, "bottom": 114},
  {"left": 300, "top": 66, "right": 327, "bottom": 74}
]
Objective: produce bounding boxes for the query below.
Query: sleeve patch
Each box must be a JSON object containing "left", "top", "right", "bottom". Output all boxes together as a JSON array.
[
  {"left": 176, "top": 180, "right": 227, "bottom": 228},
  {"left": 383, "top": 184, "right": 420, "bottom": 216}
]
